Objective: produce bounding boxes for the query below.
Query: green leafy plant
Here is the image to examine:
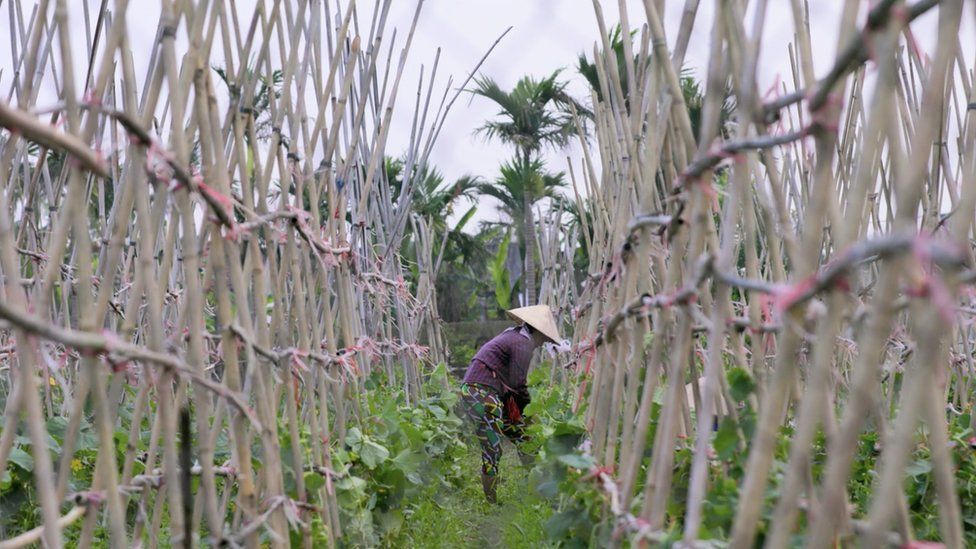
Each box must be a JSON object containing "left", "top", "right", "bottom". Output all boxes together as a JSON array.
[
  {"left": 330, "top": 364, "right": 467, "bottom": 546},
  {"left": 490, "top": 231, "right": 514, "bottom": 311}
]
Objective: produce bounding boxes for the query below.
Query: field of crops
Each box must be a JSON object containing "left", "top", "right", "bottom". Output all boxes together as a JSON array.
[{"left": 1, "top": 0, "right": 975, "bottom": 547}]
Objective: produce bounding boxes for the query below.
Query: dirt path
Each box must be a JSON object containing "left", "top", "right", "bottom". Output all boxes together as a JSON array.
[
  {"left": 470, "top": 507, "right": 504, "bottom": 548},
  {"left": 398, "top": 443, "right": 552, "bottom": 548}
]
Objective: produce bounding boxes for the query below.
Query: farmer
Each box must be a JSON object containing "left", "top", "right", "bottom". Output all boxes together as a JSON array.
[{"left": 460, "top": 305, "right": 561, "bottom": 503}]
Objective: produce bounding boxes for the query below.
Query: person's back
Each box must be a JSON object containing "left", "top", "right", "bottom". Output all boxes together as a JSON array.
[{"left": 462, "top": 326, "right": 536, "bottom": 395}]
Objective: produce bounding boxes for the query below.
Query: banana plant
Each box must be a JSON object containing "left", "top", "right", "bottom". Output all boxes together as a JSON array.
[{"left": 489, "top": 230, "right": 514, "bottom": 311}]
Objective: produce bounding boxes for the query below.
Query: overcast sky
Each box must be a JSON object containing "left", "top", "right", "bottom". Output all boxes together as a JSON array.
[
  {"left": 378, "top": 1, "right": 972, "bottom": 227},
  {"left": 1, "top": 1, "right": 972, "bottom": 228}
]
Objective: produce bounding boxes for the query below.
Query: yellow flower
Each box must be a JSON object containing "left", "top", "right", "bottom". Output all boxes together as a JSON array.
[
  {"left": 70, "top": 459, "right": 83, "bottom": 473},
  {"left": 49, "top": 376, "right": 56, "bottom": 387}
]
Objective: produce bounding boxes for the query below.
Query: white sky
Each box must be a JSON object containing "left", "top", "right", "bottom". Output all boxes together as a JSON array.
[
  {"left": 1, "top": 1, "right": 972, "bottom": 228},
  {"left": 380, "top": 1, "right": 972, "bottom": 227}
]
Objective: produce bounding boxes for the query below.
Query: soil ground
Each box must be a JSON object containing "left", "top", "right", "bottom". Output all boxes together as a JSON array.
[{"left": 397, "top": 442, "right": 553, "bottom": 548}]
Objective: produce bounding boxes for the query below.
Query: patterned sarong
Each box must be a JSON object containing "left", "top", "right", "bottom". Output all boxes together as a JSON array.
[{"left": 460, "top": 382, "right": 528, "bottom": 476}]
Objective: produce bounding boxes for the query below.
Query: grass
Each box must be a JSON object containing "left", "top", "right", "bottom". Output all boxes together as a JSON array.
[{"left": 396, "top": 441, "right": 554, "bottom": 548}]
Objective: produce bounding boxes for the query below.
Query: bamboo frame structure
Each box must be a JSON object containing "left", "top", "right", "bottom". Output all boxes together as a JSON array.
[
  {"left": 3, "top": 0, "right": 976, "bottom": 547},
  {"left": 544, "top": 0, "right": 976, "bottom": 546},
  {"left": 0, "top": 0, "right": 482, "bottom": 546}
]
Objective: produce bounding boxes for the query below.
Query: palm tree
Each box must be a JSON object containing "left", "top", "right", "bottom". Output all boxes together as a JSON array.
[
  {"left": 577, "top": 26, "right": 735, "bottom": 141},
  {"left": 476, "top": 159, "right": 565, "bottom": 232},
  {"left": 384, "top": 156, "right": 478, "bottom": 234},
  {"left": 470, "top": 71, "right": 583, "bottom": 305},
  {"left": 476, "top": 159, "right": 565, "bottom": 303},
  {"left": 576, "top": 26, "right": 635, "bottom": 108},
  {"left": 383, "top": 156, "right": 488, "bottom": 321},
  {"left": 213, "top": 66, "right": 283, "bottom": 142}
]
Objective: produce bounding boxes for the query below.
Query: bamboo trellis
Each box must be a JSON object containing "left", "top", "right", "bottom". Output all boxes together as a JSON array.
[
  {"left": 555, "top": 0, "right": 976, "bottom": 546},
  {"left": 0, "top": 0, "right": 482, "bottom": 546}
]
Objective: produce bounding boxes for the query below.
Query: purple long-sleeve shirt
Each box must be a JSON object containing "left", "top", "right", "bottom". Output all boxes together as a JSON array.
[{"left": 462, "top": 326, "right": 536, "bottom": 395}]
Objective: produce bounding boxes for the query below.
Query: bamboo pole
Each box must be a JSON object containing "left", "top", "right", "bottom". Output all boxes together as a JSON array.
[
  {"left": 0, "top": 0, "right": 449, "bottom": 545},
  {"left": 548, "top": 0, "right": 976, "bottom": 546}
]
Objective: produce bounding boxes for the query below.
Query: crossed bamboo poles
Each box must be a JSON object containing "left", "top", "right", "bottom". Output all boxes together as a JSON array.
[
  {"left": 3, "top": 0, "right": 975, "bottom": 546},
  {"left": 0, "top": 0, "right": 508, "bottom": 546},
  {"left": 545, "top": 0, "right": 976, "bottom": 546}
]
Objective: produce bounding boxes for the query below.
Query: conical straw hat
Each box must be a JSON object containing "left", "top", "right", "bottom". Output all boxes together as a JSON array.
[{"left": 506, "top": 305, "right": 561, "bottom": 343}]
